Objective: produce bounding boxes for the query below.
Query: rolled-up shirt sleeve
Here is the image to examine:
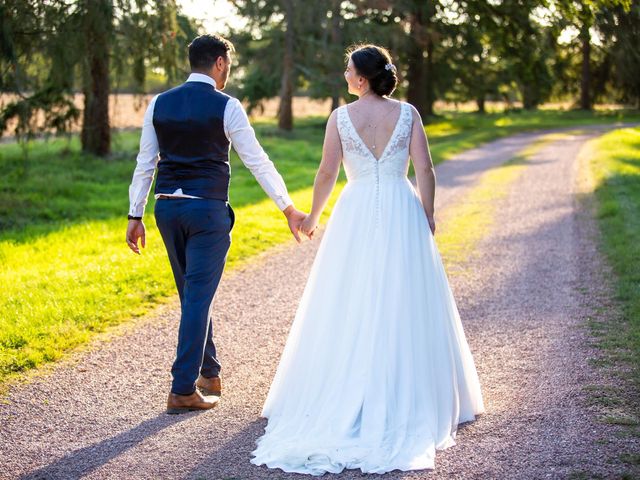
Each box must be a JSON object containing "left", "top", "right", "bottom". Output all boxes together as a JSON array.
[
  {"left": 128, "top": 95, "right": 160, "bottom": 218},
  {"left": 224, "top": 98, "right": 293, "bottom": 211}
]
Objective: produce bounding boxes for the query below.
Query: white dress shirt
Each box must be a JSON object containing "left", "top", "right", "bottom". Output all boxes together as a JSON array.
[{"left": 128, "top": 73, "right": 293, "bottom": 218}]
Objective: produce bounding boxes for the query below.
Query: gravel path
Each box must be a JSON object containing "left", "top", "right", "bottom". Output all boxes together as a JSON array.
[{"left": 1, "top": 125, "right": 637, "bottom": 480}]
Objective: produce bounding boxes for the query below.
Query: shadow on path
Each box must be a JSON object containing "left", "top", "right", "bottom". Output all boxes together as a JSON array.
[{"left": 21, "top": 412, "right": 193, "bottom": 480}]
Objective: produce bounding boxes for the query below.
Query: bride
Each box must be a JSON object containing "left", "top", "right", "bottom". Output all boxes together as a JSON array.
[{"left": 250, "top": 44, "right": 485, "bottom": 475}]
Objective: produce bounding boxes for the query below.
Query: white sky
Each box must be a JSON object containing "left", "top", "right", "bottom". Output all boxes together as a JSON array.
[{"left": 176, "top": 0, "right": 246, "bottom": 35}]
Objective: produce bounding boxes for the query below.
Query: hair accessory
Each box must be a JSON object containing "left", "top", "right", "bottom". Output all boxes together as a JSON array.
[{"left": 384, "top": 63, "right": 396, "bottom": 72}]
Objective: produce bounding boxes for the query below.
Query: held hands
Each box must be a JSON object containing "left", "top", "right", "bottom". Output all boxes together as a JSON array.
[
  {"left": 127, "top": 207, "right": 315, "bottom": 251},
  {"left": 284, "top": 205, "right": 314, "bottom": 243},
  {"left": 126, "top": 219, "right": 146, "bottom": 254},
  {"left": 300, "top": 214, "right": 319, "bottom": 238}
]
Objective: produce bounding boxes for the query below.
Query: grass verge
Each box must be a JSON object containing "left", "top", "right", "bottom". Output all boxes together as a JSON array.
[
  {"left": 581, "top": 126, "right": 640, "bottom": 474},
  {"left": 587, "top": 127, "right": 640, "bottom": 386}
]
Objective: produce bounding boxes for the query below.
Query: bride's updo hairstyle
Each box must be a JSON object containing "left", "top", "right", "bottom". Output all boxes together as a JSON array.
[{"left": 348, "top": 44, "right": 398, "bottom": 97}]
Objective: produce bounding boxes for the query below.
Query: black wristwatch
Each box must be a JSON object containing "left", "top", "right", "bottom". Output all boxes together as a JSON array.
[{"left": 128, "top": 215, "right": 142, "bottom": 221}]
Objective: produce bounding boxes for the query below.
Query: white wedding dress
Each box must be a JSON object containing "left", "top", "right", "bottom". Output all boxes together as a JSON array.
[{"left": 251, "top": 102, "right": 485, "bottom": 475}]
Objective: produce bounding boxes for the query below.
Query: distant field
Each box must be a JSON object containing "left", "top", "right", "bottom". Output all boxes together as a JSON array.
[
  {"left": 1, "top": 92, "right": 633, "bottom": 141},
  {"left": 0, "top": 93, "right": 333, "bottom": 138}
]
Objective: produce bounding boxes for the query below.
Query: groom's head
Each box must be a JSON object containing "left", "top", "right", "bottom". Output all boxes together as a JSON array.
[{"left": 188, "top": 34, "right": 234, "bottom": 90}]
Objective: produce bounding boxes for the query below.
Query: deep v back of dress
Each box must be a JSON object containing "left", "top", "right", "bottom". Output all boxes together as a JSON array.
[
  {"left": 251, "top": 101, "right": 485, "bottom": 475},
  {"left": 337, "top": 101, "right": 414, "bottom": 184},
  {"left": 344, "top": 101, "right": 404, "bottom": 161}
]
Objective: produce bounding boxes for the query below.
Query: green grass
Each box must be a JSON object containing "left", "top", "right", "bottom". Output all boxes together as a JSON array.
[
  {"left": 0, "top": 119, "right": 328, "bottom": 236},
  {"left": 587, "top": 127, "right": 640, "bottom": 386},
  {"left": 423, "top": 107, "right": 640, "bottom": 162},
  {"left": 583, "top": 127, "right": 640, "bottom": 474},
  {"left": 0, "top": 123, "right": 331, "bottom": 383},
  {"left": 0, "top": 108, "right": 638, "bottom": 386}
]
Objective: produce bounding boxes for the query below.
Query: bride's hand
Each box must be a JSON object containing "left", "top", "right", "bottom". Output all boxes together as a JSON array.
[
  {"left": 427, "top": 216, "right": 436, "bottom": 235},
  {"left": 300, "top": 214, "right": 318, "bottom": 238}
]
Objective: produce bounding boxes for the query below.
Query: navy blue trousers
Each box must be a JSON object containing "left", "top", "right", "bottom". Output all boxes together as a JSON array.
[{"left": 154, "top": 198, "right": 234, "bottom": 395}]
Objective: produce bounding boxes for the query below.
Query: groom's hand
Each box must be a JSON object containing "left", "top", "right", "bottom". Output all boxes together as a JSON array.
[
  {"left": 126, "top": 219, "right": 146, "bottom": 254},
  {"left": 283, "top": 205, "right": 307, "bottom": 243}
]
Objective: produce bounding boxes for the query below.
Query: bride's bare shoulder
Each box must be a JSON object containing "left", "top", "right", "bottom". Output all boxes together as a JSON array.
[
  {"left": 327, "top": 107, "right": 341, "bottom": 123},
  {"left": 404, "top": 101, "right": 420, "bottom": 112},
  {"left": 403, "top": 102, "right": 423, "bottom": 121}
]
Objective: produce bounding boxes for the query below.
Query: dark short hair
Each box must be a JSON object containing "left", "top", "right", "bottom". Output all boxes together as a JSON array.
[
  {"left": 347, "top": 44, "right": 397, "bottom": 97},
  {"left": 188, "top": 34, "right": 234, "bottom": 71}
]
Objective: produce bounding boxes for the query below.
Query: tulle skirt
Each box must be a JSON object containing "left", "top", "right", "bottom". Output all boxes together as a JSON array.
[{"left": 251, "top": 176, "right": 485, "bottom": 475}]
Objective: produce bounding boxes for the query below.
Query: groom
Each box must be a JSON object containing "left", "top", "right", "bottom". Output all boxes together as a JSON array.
[{"left": 126, "top": 34, "right": 307, "bottom": 414}]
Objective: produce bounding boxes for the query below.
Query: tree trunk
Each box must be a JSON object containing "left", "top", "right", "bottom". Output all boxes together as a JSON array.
[
  {"left": 502, "top": 92, "right": 512, "bottom": 109},
  {"left": 330, "top": 0, "right": 342, "bottom": 113},
  {"left": 406, "top": 2, "right": 436, "bottom": 118},
  {"left": 423, "top": 39, "right": 435, "bottom": 116},
  {"left": 406, "top": 51, "right": 425, "bottom": 116},
  {"left": 81, "top": 0, "right": 112, "bottom": 156},
  {"left": 522, "top": 83, "right": 537, "bottom": 110},
  {"left": 476, "top": 96, "right": 485, "bottom": 113},
  {"left": 579, "top": 23, "right": 591, "bottom": 110},
  {"left": 330, "top": 95, "right": 340, "bottom": 112},
  {"left": 278, "top": 0, "right": 294, "bottom": 131},
  {"left": 406, "top": 13, "right": 427, "bottom": 117}
]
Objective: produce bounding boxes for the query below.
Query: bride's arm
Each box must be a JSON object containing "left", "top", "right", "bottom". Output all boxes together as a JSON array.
[
  {"left": 408, "top": 106, "right": 436, "bottom": 233},
  {"left": 300, "top": 110, "right": 343, "bottom": 235}
]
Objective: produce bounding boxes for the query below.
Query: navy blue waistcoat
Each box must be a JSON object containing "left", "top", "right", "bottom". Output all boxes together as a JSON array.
[{"left": 153, "top": 81, "right": 231, "bottom": 200}]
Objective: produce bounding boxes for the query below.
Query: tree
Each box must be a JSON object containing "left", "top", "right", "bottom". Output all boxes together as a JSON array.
[
  {"left": 553, "top": 0, "right": 632, "bottom": 109},
  {"left": 230, "top": 0, "right": 301, "bottom": 130},
  {"left": 0, "top": 1, "right": 81, "bottom": 142},
  {"left": 309, "top": 1, "right": 399, "bottom": 112},
  {"left": 81, "top": 0, "right": 113, "bottom": 156},
  {"left": 230, "top": 0, "right": 343, "bottom": 129},
  {"left": 329, "top": 0, "right": 344, "bottom": 111},
  {"left": 493, "top": 0, "right": 555, "bottom": 110},
  {"left": 355, "top": 0, "right": 447, "bottom": 117},
  {"left": 278, "top": 0, "right": 295, "bottom": 130},
  {"left": 403, "top": 1, "right": 439, "bottom": 117},
  {"left": 1, "top": 0, "right": 189, "bottom": 156},
  {"left": 446, "top": 1, "right": 505, "bottom": 113},
  {"left": 595, "top": 0, "right": 640, "bottom": 107}
]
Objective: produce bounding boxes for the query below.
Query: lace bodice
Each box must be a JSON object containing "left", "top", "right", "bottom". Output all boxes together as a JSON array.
[{"left": 337, "top": 102, "right": 413, "bottom": 183}]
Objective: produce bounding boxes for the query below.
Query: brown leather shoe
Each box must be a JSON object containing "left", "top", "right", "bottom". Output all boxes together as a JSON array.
[
  {"left": 166, "top": 390, "right": 219, "bottom": 414},
  {"left": 196, "top": 374, "right": 222, "bottom": 397}
]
